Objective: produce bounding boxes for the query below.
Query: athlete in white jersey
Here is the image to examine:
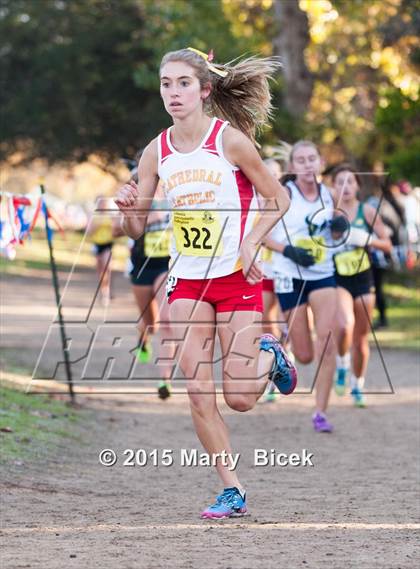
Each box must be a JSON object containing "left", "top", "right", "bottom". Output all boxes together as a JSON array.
[
  {"left": 270, "top": 179, "right": 335, "bottom": 280},
  {"left": 115, "top": 48, "right": 297, "bottom": 519},
  {"left": 266, "top": 141, "right": 338, "bottom": 433}
]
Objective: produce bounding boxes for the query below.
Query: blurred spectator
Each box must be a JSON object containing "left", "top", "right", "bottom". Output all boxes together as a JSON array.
[
  {"left": 367, "top": 180, "right": 407, "bottom": 329},
  {"left": 397, "top": 181, "right": 420, "bottom": 268}
]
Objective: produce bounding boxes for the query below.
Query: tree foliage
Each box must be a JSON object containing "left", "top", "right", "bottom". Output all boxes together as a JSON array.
[
  {"left": 0, "top": 0, "right": 163, "bottom": 162},
  {"left": 375, "top": 87, "right": 420, "bottom": 184},
  {"left": 0, "top": 0, "right": 418, "bottom": 183},
  {"left": 302, "top": 0, "right": 419, "bottom": 170}
]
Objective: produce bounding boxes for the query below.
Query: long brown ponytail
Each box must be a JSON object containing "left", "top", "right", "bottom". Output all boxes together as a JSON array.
[{"left": 160, "top": 49, "right": 281, "bottom": 143}]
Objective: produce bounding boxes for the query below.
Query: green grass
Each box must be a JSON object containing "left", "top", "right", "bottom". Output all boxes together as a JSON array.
[
  {"left": 0, "top": 384, "right": 89, "bottom": 465},
  {"left": 371, "top": 281, "right": 420, "bottom": 350},
  {"left": 0, "top": 256, "right": 71, "bottom": 273}
]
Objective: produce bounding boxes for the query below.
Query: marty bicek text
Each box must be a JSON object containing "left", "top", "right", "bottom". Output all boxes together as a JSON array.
[{"left": 99, "top": 448, "right": 314, "bottom": 469}]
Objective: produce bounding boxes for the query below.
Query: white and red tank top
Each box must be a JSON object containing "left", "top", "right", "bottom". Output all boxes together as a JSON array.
[{"left": 157, "top": 117, "right": 259, "bottom": 280}]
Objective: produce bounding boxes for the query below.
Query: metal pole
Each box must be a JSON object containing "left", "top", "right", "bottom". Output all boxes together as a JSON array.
[{"left": 40, "top": 183, "right": 75, "bottom": 404}]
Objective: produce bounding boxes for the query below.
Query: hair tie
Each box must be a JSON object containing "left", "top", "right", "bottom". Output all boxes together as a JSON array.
[{"left": 187, "top": 47, "right": 228, "bottom": 78}]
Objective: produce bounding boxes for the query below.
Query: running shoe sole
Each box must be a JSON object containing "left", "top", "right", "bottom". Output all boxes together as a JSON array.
[{"left": 201, "top": 508, "right": 248, "bottom": 519}]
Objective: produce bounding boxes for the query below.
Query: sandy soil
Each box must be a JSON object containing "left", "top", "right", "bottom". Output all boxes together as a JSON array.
[{"left": 1, "top": 268, "right": 419, "bottom": 568}]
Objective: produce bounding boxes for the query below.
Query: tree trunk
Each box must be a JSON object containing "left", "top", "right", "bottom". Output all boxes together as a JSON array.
[{"left": 272, "top": 0, "right": 313, "bottom": 116}]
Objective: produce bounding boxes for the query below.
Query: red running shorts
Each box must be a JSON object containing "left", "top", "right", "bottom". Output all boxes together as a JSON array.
[{"left": 167, "top": 270, "right": 263, "bottom": 313}]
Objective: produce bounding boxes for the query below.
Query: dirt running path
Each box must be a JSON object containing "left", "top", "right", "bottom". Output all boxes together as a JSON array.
[{"left": 1, "top": 268, "right": 419, "bottom": 568}]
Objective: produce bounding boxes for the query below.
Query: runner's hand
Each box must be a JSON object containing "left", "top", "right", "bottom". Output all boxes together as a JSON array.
[
  {"left": 346, "top": 227, "right": 373, "bottom": 248},
  {"left": 114, "top": 180, "right": 139, "bottom": 213},
  {"left": 330, "top": 215, "right": 349, "bottom": 237},
  {"left": 283, "top": 245, "right": 315, "bottom": 267},
  {"left": 240, "top": 239, "right": 263, "bottom": 285}
]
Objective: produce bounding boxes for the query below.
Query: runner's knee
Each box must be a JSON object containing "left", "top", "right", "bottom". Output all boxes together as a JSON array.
[
  {"left": 337, "top": 315, "right": 354, "bottom": 338},
  {"left": 224, "top": 394, "right": 255, "bottom": 413},
  {"left": 294, "top": 348, "right": 314, "bottom": 364},
  {"left": 187, "top": 380, "right": 215, "bottom": 416}
]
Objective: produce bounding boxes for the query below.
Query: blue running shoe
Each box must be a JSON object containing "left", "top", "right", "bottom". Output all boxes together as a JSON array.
[
  {"left": 334, "top": 367, "right": 348, "bottom": 396},
  {"left": 260, "top": 333, "right": 297, "bottom": 395},
  {"left": 351, "top": 387, "right": 366, "bottom": 408},
  {"left": 200, "top": 487, "right": 247, "bottom": 519}
]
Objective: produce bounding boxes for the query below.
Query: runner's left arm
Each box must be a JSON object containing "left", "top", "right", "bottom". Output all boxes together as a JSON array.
[{"left": 223, "top": 127, "right": 290, "bottom": 283}]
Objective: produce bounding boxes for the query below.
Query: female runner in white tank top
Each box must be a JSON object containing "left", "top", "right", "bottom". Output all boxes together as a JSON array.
[
  {"left": 115, "top": 48, "right": 297, "bottom": 519},
  {"left": 265, "top": 141, "right": 338, "bottom": 433}
]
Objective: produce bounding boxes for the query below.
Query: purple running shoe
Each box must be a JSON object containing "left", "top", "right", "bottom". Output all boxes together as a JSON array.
[{"left": 312, "top": 412, "right": 333, "bottom": 433}]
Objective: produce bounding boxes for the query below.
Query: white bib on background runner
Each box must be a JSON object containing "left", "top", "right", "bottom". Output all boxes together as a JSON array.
[
  {"left": 271, "top": 180, "right": 335, "bottom": 281},
  {"left": 157, "top": 118, "right": 259, "bottom": 280}
]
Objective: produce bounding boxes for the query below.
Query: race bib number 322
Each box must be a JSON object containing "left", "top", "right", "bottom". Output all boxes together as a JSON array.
[{"left": 173, "top": 210, "right": 223, "bottom": 257}]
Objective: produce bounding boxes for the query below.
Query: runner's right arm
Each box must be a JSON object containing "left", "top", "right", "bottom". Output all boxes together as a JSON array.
[{"left": 115, "top": 140, "right": 159, "bottom": 239}]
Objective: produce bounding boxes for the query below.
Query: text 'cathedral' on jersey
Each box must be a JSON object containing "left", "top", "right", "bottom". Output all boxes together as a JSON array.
[{"left": 158, "top": 118, "right": 259, "bottom": 280}]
